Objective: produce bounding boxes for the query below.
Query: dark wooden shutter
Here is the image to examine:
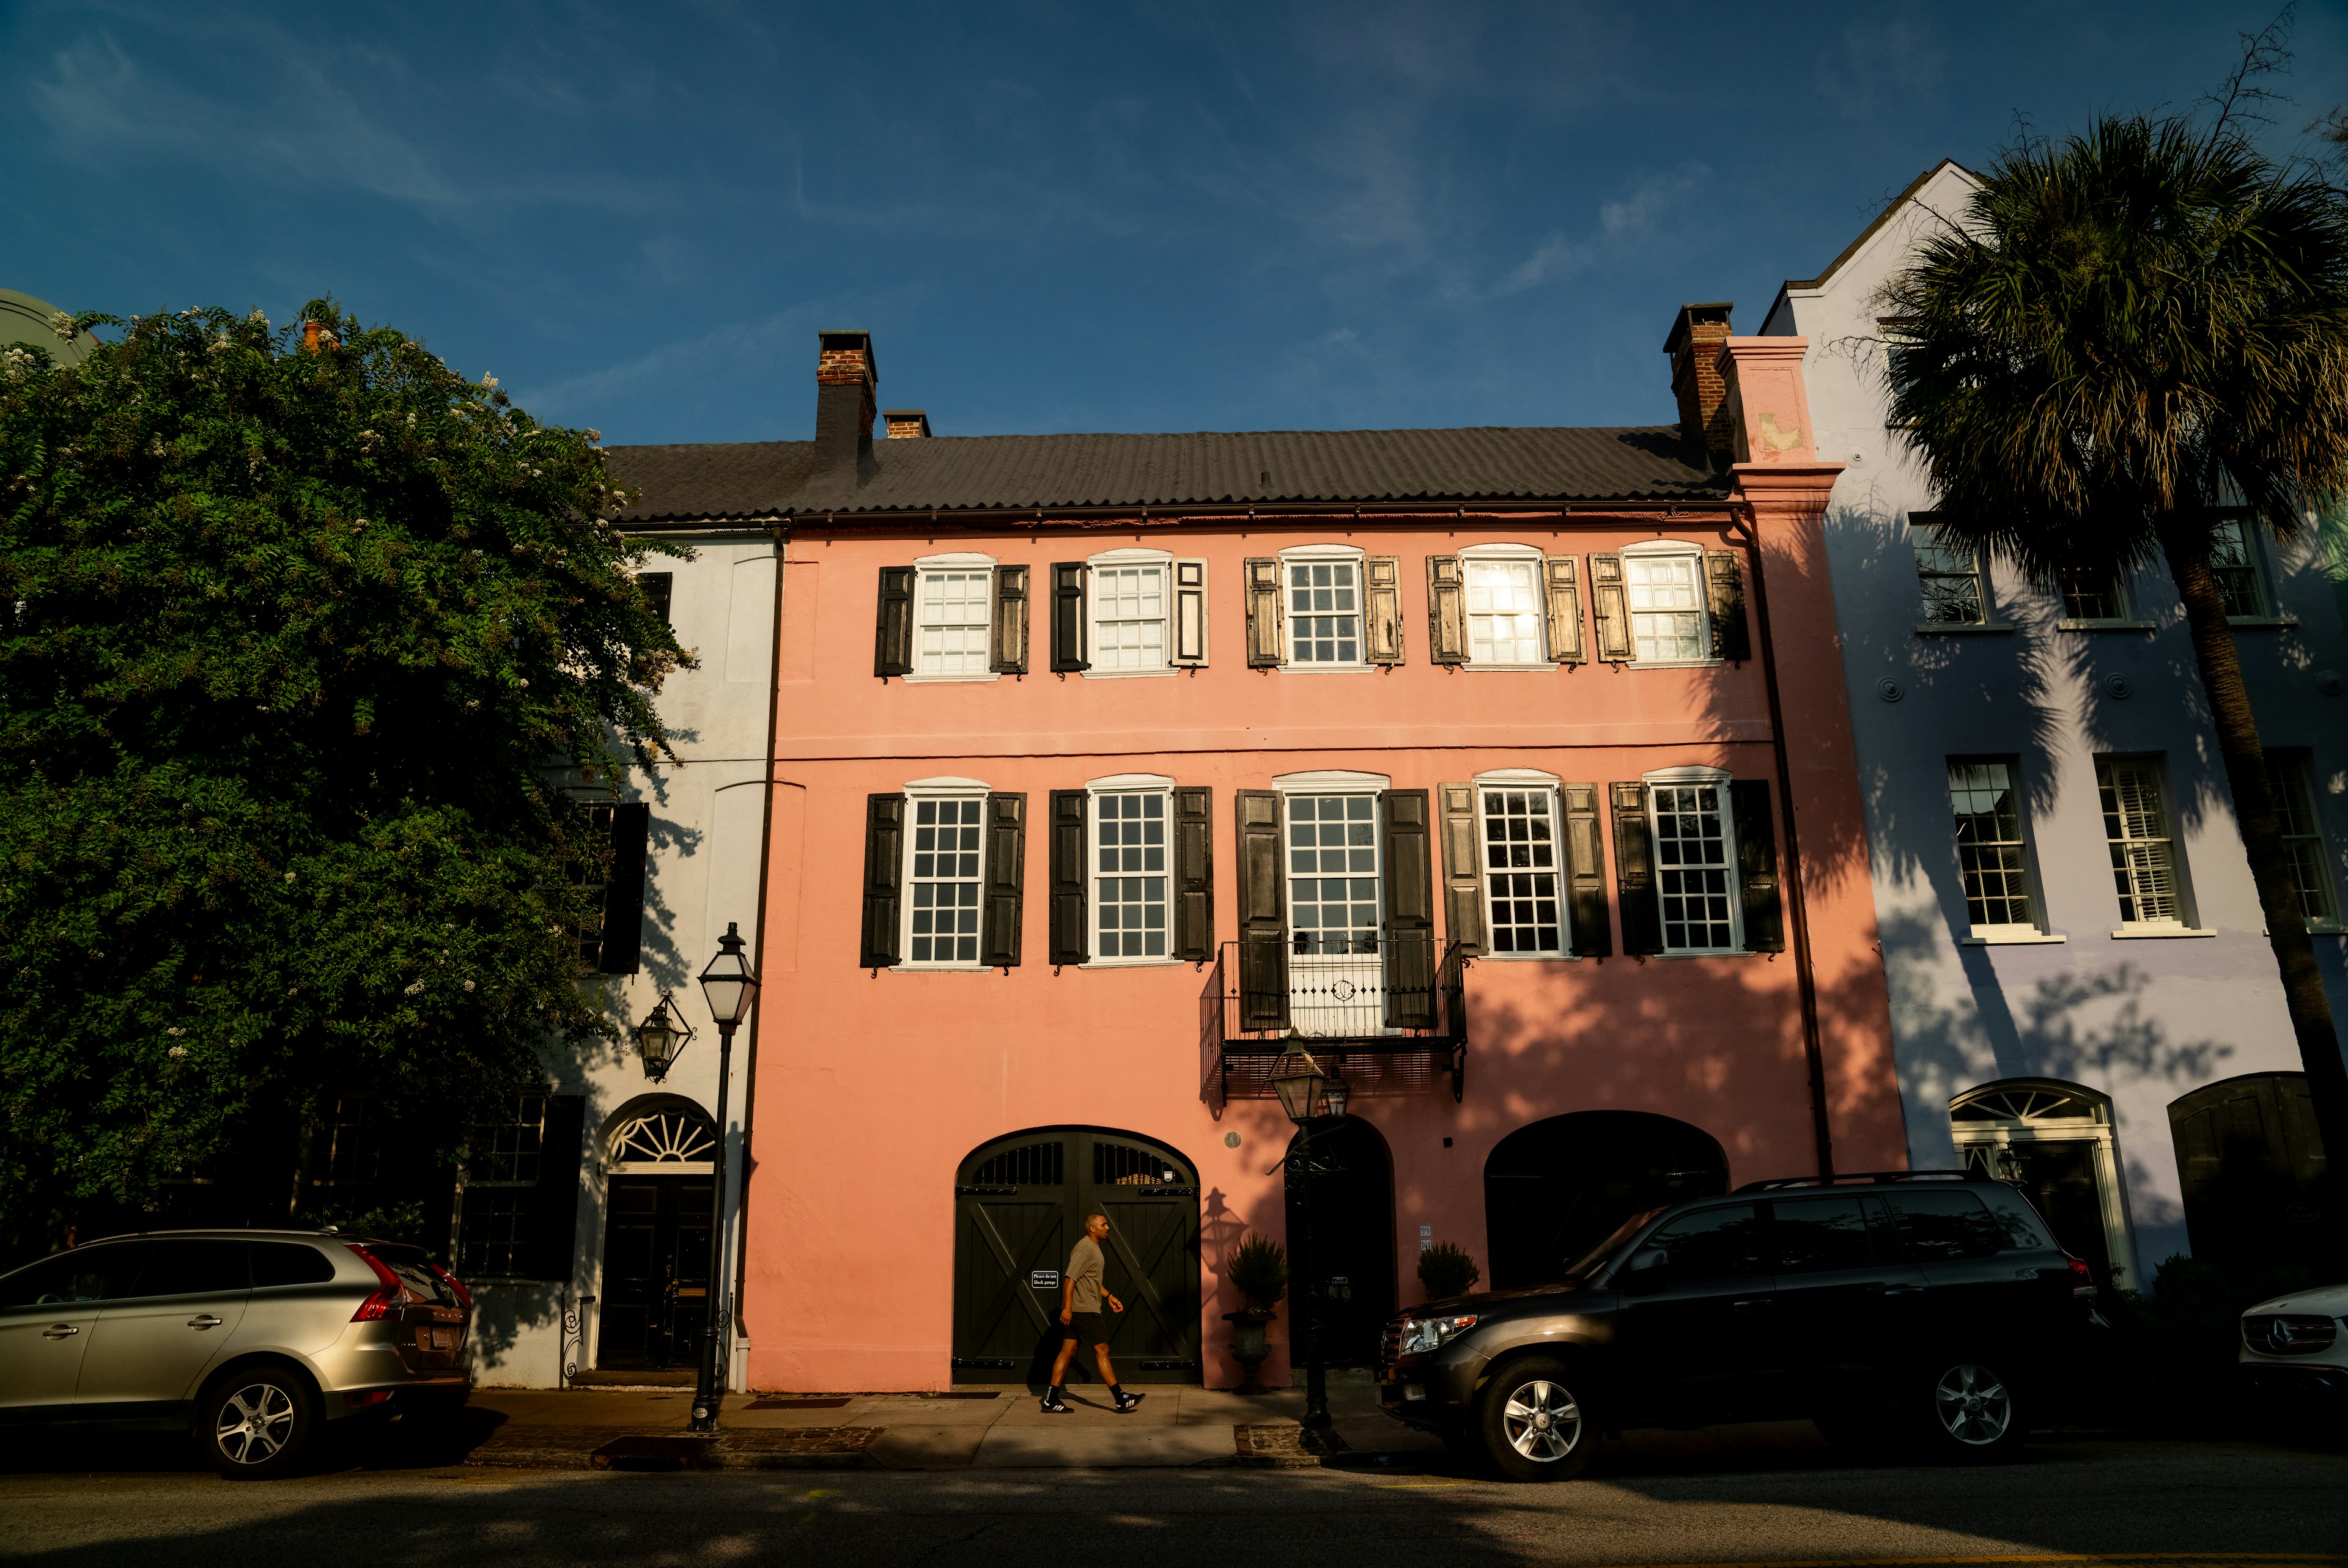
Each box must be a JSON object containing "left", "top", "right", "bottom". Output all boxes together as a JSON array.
[
  {"left": 1544, "top": 556, "right": 1585, "bottom": 664},
  {"left": 1590, "top": 553, "right": 1631, "bottom": 661},
  {"left": 874, "top": 566, "right": 915, "bottom": 676},
  {"left": 1706, "top": 550, "right": 1751, "bottom": 661},
  {"left": 1562, "top": 784, "right": 1611, "bottom": 957},
  {"left": 1175, "top": 786, "right": 1214, "bottom": 961},
  {"left": 1047, "top": 790, "right": 1087, "bottom": 966},
  {"left": 1438, "top": 782, "right": 1485, "bottom": 955},
  {"left": 1365, "top": 555, "right": 1405, "bottom": 664},
  {"left": 991, "top": 565, "right": 1030, "bottom": 674},
  {"left": 1235, "top": 790, "right": 1288, "bottom": 1029},
  {"left": 1244, "top": 558, "right": 1284, "bottom": 667},
  {"left": 1427, "top": 556, "right": 1467, "bottom": 664},
  {"left": 983, "top": 792, "right": 1027, "bottom": 967},
  {"left": 1173, "top": 561, "right": 1209, "bottom": 666},
  {"left": 598, "top": 803, "right": 650, "bottom": 975},
  {"left": 529, "top": 1095, "right": 586, "bottom": 1281},
  {"left": 1730, "top": 779, "right": 1783, "bottom": 952},
  {"left": 1049, "top": 563, "right": 1088, "bottom": 672},
  {"left": 1381, "top": 789, "right": 1436, "bottom": 1028},
  {"left": 1611, "top": 782, "right": 1661, "bottom": 955},
  {"left": 860, "top": 793, "right": 905, "bottom": 968}
]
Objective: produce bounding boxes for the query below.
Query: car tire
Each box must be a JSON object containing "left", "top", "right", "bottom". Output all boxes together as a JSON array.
[
  {"left": 1475, "top": 1356, "right": 1600, "bottom": 1483},
  {"left": 194, "top": 1366, "right": 316, "bottom": 1480},
  {"left": 1912, "top": 1351, "right": 2028, "bottom": 1463}
]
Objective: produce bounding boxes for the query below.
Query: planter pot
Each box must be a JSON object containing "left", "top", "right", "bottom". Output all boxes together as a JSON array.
[{"left": 1224, "top": 1309, "right": 1276, "bottom": 1394}]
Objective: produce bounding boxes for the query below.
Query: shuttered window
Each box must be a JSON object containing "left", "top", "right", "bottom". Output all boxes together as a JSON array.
[
  {"left": 907, "top": 796, "right": 987, "bottom": 963},
  {"left": 1466, "top": 557, "right": 1545, "bottom": 664},
  {"left": 2097, "top": 759, "right": 2187, "bottom": 927},
  {"left": 1285, "top": 556, "right": 1362, "bottom": 665},
  {"left": 1090, "top": 557, "right": 1169, "bottom": 672},
  {"left": 1288, "top": 794, "right": 1379, "bottom": 954},
  {"left": 1648, "top": 780, "right": 1739, "bottom": 953},
  {"left": 917, "top": 569, "right": 993, "bottom": 676},
  {"left": 1093, "top": 789, "right": 1170, "bottom": 960},
  {"left": 575, "top": 801, "right": 648, "bottom": 974},
  {"left": 1626, "top": 551, "right": 1707, "bottom": 661},
  {"left": 1480, "top": 786, "right": 1563, "bottom": 954}
]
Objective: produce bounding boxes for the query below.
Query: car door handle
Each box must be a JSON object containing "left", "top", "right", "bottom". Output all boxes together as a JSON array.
[
  {"left": 1732, "top": 1298, "right": 1776, "bottom": 1311},
  {"left": 187, "top": 1314, "right": 225, "bottom": 1329},
  {"left": 1877, "top": 1284, "right": 1925, "bottom": 1298},
  {"left": 42, "top": 1324, "right": 79, "bottom": 1339}
]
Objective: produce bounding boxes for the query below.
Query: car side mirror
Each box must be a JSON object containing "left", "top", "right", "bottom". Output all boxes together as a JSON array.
[{"left": 1622, "top": 1248, "right": 1671, "bottom": 1294}]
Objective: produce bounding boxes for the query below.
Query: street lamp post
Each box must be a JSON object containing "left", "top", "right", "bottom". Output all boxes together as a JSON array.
[
  {"left": 1270, "top": 1043, "right": 1337, "bottom": 1429},
  {"left": 690, "top": 921, "right": 758, "bottom": 1434}
]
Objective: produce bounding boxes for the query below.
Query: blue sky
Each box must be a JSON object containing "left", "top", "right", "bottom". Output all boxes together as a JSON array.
[{"left": 6, "top": 2, "right": 2345, "bottom": 444}]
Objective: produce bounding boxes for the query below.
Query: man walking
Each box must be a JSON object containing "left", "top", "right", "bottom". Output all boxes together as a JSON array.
[{"left": 1042, "top": 1212, "right": 1143, "bottom": 1414}]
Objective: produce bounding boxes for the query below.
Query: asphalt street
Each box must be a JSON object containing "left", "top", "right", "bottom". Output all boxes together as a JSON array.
[{"left": 0, "top": 1434, "right": 2341, "bottom": 1567}]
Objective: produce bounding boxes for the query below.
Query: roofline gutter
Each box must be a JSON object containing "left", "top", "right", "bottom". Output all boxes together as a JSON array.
[{"left": 618, "top": 499, "right": 1737, "bottom": 531}]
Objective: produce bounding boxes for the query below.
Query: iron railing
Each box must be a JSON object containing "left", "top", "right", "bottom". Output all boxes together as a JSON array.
[{"left": 1201, "top": 935, "right": 1468, "bottom": 1106}]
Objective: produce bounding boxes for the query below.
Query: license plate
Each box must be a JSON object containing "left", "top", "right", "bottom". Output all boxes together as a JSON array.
[{"left": 426, "top": 1328, "right": 458, "bottom": 1351}]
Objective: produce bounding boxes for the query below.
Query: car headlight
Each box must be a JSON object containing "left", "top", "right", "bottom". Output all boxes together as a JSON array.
[{"left": 1397, "top": 1314, "right": 1479, "bottom": 1355}]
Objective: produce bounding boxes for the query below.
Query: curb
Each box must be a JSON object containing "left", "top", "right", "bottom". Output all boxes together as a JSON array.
[{"left": 465, "top": 1427, "right": 881, "bottom": 1473}]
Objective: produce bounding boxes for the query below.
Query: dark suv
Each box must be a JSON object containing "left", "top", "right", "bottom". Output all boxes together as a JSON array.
[{"left": 1379, "top": 1173, "right": 2099, "bottom": 1481}]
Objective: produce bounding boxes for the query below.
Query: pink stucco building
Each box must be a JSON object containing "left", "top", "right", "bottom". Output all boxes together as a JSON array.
[{"left": 613, "top": 309, "right": 1906, "bottom": 1393}]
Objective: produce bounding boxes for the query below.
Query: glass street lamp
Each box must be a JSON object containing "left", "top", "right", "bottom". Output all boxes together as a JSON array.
[
  {"left": 690, "top": 922, "right": 759, "bottom": 1435},
  {"left": 1270, "top": 1043, "right": 1332, "bottom": 1124},
  {"left": 1272, "top": 1042, "right": 1334, "bottom": 1427},
  {"left": 633, "top": 995, "right": 693, "bottom": 1082}
]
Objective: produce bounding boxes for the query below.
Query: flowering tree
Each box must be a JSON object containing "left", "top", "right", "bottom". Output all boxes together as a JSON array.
[{"left": 0, "top": 301, "right": 686, "bottom": 1250}]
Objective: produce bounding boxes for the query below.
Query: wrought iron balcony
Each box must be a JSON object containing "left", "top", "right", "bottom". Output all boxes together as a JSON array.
[{"left": 1201, "top": 935, "right": 1468, "bottom": 1106}]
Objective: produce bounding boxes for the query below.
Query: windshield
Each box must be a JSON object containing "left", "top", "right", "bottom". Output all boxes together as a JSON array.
[{"left": 1563, "top": 1208, "right": 1666, "bottom": 1280}]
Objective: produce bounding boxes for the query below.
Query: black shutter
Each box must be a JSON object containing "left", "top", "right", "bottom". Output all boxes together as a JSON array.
[
  {"left": 992, "top": 565, "right": 1030, "bottom": 674},
  {"left": 637, "top": 572, "right": 674, "bottom": 626},
  {"left": 1381, "top": 789, "right": 1436, "bottom": 1028},
  {"left": 875, "top": 566, "right": 915, "bottom": 676},
  {"left": 1437, "top": 782, "right": 1485, "bottom": 955},
  {"left": 1731, "top": 779, "right": 1784, "bottom": 952},
  {"left": 598, "top": 803, "right": 650, "bottom": 974},
  {"left": 529, "top": 1095, "right": 586, "bottom": 1281},
  {"left": 1048, "top": 790, "right": 1087, "bottom": 966},
  {"left": 1049, "top": 562, "right": 1089, "bottom": 672},
  {"left": 1235, "top": 790, "right": 1288, "bottom": 1029},
  {"left": 860, "top": 793, "right": 905, "bottom": 968},
  {"left": 1706, "top": 550, "right": 1751, "bottom": 661},
  {"left": 1175, "top": 786, "right": 1214, "bottom": 962},
  {"left": 1612, "top": 783, "right": 1662, "bottom": 955},
  {"left": 1562, "top": 784, "right": 1611, "bottom": 957},
  {"left": 982, "top": 792, "right": 1026, "bottom": 967}
]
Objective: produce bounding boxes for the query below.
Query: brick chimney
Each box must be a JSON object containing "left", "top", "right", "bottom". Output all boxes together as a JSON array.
[
  {"left": 1663, "top": 303, "right": 1735, "bottom": 466},
  {"left": 814, "top": 329, "right": 877, "bottom": 472},
  {"left": 884, "top": 409, "right": 931, "bottom": 439}
]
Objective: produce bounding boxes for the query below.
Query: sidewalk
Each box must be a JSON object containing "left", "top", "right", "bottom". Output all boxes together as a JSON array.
[{"left": 452, "top": 1380, "right": 1448, "bottom": 1472}]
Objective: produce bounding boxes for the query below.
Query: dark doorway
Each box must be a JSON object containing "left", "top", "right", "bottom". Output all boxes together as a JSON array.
[
  {"left": 2169, "top": 1072, "right": 2331, "bottom": 1274},
  {"left": 596, "top": 1176, "right": 713, "bottom": 1371},
  {"left": 953, "top": 1127, "right": 1201, "bottom": 1386},
  {"left": 1483, "top": 1111, "right": 1729, "bottom": 1290},
  {"left": 1284, "top": 1115, "right": 1397, "bottom": 1367}
]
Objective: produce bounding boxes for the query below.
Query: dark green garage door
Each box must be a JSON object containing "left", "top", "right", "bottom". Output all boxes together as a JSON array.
[{"left": 953, "top": 1127, "right": 1200, "bottom": 1385}]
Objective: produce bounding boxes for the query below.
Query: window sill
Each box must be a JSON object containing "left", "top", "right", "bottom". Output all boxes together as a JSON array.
[
  {"left": 1279, "top": 664, "right": 1379, "bottom": 674},
  {"left": 1458, "top": 662, "right": 1557, "bottom": 674},
  {"left": 1077, "top": 957, "right": 1186, "bottom": 970},
  {"left": 2110, "top": 926, "right": 2217, "bottom": 939},
  {"left": 1652, "top": 949, "right": 1750, "bottom": 960},
  {"left": 1477, "top": 950, "right": 1583, "bottom": 962},
  {"left": 1915, "top": 622, "right": 2017, "bottom": 636},
  {"left": 2056, "top": 619, "right": 2155, "bottom": 632},
  {"left": 1083, "top": 666, "right": 1180, "bottom": 680},
  {"left": 899, "top": 671, "right": 1001, "bottom": 684},
  {"left": 1961, "top": 932, "right": 2067, "bottom": 946},
  {"left": 888, "top": 963, "right": 997, "bottom": 973},
  {"left": 2226, "top": 615, "right": 2298, "bottom": 628},
  {"left": 1620, "top": 658, "right": 1725, "bottom": 671}
]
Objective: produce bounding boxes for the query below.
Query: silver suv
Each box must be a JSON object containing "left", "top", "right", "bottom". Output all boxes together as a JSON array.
[{"left": 0, "top": 1230, "right": 471, "bottom": 1478}]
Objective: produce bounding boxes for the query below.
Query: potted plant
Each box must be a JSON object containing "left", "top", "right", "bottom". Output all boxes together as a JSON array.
[
  {"left": 1417, "top": 1240, "right": 1480, "bottom": 1303},
  {"left": 1224, "top": 1232, "right": 1288, "bottom": 1393}
]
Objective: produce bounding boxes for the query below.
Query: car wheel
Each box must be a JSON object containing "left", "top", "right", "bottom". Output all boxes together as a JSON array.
[
  {"left": 1914, "top": 1353, "right": 2027, "bottom": 1463},
  {"left": 1475, "top": 1357, "right": 1600, "bottom": 1483},
  {"left": 194, "top": 1367, "right": 315, "bottom": 1479}
]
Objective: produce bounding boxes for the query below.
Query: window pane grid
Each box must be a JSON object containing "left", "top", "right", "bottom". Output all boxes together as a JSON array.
[
  {"left": 2209, "top": 519, "right": 2264, "bottom": 617},
  {"left": 2265, "top": 753, "right": 2338, "bottom": 923},
  {"left": 917, "top": 570, "right": 991, "bottom": 675},
  {"left": 1094, "top": 792, "right": 1168, "bottom": 959},
  {"left": 1626, "top": 556, "right": 1706, "bottom": 661},
  {"left": 1652, "top": 784, "right": 1735, "bottom": 951},
  {"left": 1287, "top": 562, "right": 1359, "bottom": 664},
  {"left": 2059, "top": 570, "right": 2124, "bottom": 621},
  {"left": 1092, "top": 564, "right": 1167, "bottom": 670},
  {"left": 2097, "top": 760, "right": 2182, "bottom": 924},
  {"left": 909, "top": 798, "right": 984, "bottom": 962},
  {"left": 1482, "top": 788, "right": 1562, "bottom": 954},
  {"left": 1947, "top": 759, "right": 2036, "bottom": 929},
  {"left": 1914, "top": 537, "right": 1985, "bottom": 624},
  {"left": 1288, "top": 795, "right": 1378, "bottom": 954},
  {"left": 1466, "top": 559, "right": 1545, "bottom": 663}
]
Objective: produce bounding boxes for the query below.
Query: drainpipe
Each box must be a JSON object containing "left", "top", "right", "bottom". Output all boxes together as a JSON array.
[{"left": 1729, "top": 507, "right": 1836, "bottom": 1180}]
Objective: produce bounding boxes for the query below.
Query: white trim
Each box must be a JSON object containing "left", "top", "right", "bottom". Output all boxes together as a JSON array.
[
  {"left": 1456, "top": 547, "right": 1550, "bottom": 668},
  {"left": 1642, "top": 764, "right": 1731, "bottom": 785},
  {"left": 2110, "top": 926, "right": 2218, "bottom": 939},
  {"left": 1620, "top": 538, "right": 1706, "bottom": 558},
  {"left": 1279, "top": 542, "right": 1367, "bottom": 561},
  {"left": 904, "top": 776, "right": 991, "bottom": 796},
  {"left": 1277, "top": 543, "right": 1369, "bottom": 673},
  {"left": 895, "top": 782, "right": 991, "bottom": 973},
  {"left": 1087, "top": 772, "right": 1176, "bottom": 791},
  {"left": 1962, "top": 930, "right": 2068, "bottom": 946},
  {"left": 1616, "top": 540, "right": 1719, "bottom": 668},
  {"left": 1087, "top": 546, "right": 1173, "bottom": 566},
  {"left": 1947, "top": 1081, "right": 2135, "bottom": 1288},
  {"left": 1084, "top": 777, "right": 1177, "bottom": 968},
  {"left": 909, "top": 558, "right": 999, "bottom": 682},
  {"left": 902, "top": 671, "right": 1002, "bottom": 683},
  {"left": 607, "top": 1161, "right": 715, "bottom": 1177},
  {"left": 1272, "top": 769, "right": 1390, "bottom": 793},
  {"left": 914, "top": 550, "right": 997, "bottom": 569},
  {"left": 1641, "top": 768, "right": 1743, "bottom": 955},
  {"left": 1458, "top": 541, "right": 1543, "bottom": 559},
  {"left": 1086, "top": 548, "right": 1176, "bottom": 678},
  {"left": 1474, "top": 767, "right": 1562, "bottom": 787},
  {"left": 1472, "top": 776, "right": 1571, "bottom": 960}
]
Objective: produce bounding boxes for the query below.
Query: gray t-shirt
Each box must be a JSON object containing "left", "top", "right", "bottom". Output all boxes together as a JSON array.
[{"left": 1066, "top": 1235, "right": 1104, "bottom": 1312}]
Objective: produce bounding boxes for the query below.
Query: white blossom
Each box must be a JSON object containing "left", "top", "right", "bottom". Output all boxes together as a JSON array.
[
  {"left": 404, "top": 979, "right": 426, "bottom": 996},
  {"left": 462, "top": 979, "right": 476, "bottom": 992},
  {"left": 166, "top": 1026, "right": 185, "bottom": 1037},
  {"left": 49, "top": 311, "right": 76, "bottom": 342},
  {"left": 167, "top": 1045, "right": 190, "bottom": 1061},
  {"left": 2, "top": 347, "right": 32, "bottom": 383},
  {"left": 248, "top": 307, "right": 268, "bottom": 326}
]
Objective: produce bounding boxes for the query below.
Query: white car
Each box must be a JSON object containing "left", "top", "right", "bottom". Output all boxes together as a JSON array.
[{"left": 2239, "top": 1281, "right": 2348, "bottom": 1408}]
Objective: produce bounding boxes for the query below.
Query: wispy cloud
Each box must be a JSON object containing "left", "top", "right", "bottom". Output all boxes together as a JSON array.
[{"left": 1467, "top": 164, "right": 1711, "bottom": 302}]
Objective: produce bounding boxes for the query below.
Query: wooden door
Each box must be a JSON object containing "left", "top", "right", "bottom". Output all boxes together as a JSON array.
[{"left": 597, "top": 1176, "right": 713, "bottom": 1370}]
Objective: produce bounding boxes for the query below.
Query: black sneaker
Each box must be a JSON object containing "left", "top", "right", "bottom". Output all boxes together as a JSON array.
[
  {"left": 1112, "top": 1388, "right": 1145, "bottom": 1413},
  {"left": 1040, "top": 1388, "right": 1072, "bottom": 1413}
]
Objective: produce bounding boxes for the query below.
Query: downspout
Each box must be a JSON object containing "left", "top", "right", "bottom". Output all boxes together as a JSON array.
[
  {"left": 1729, "top": 505, "right": 1837, "bottom": 1180},
  {"left": 729, "top": 523, "right": 788, "bottom": 1383}
]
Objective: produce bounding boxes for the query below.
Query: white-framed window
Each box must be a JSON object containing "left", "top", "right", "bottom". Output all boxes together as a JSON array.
[
  {"left": 2058, "top": 569, "right": 2133, "bottom": 626},
  {"left": 1475, "top": 769, "right": 1566, "bottom": 956},
  {"left": 1621, "top": 542, "right": 1710, "bottom": 664},
  {"left": 1911, "top": 516, "right": 1989, "bottom": 625},
  {"left": 1947, "top": 757, "right": 2041, "bottom": 935},
  {"left": 1460, "top": 543, "right": 1547, "bottom": 666},
  {"left": 1087, "top": 548, "right": 1173, "bottom": 675},
  {"left": 2265, "top": 750, "right": 2340, "bottom": 929},
  {"left": 1088, "top": 773, "right": 1174, "bottom": 963},
  {"left": 2095, "top": 757, "right": 2190, "bottom": 929},
  {"left": 1645, "top": 765, "right": 1740, "bottom": 954},
  {"left": 910, "top": 553, "right": 998, "bottom": 680},
  {"left": 1281, "top": 545, "right": 1365, "bottom": 669},
  {"left": 903, "top": 778, "right": 988, "bottom": 966},
  {"left": 2209, "top": 514, "right": 2271, "bottom": 619},
  {"left": 1273, "top": 770, "right": 1387, "bottom": 954}
]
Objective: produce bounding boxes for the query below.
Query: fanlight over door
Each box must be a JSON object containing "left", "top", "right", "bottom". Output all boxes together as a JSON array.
[{"left": 1949, "top": 1078, "right": 2130, "bottom": 1289}]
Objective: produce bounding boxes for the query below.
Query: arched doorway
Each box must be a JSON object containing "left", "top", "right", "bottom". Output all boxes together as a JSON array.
[
  {"left": 1483, "top": 1112, "right": 1728, "bottom": 1290},
  {"left": 1283, "top": 1116, "right": 1397, "bottom": 1367},
  {"left": 2168, "top": 1072, "right": 2329, "bottom": 1274},
  {"left": 596, "top": 1099, "right": 717, "bottom": 1372},
  {"left": 952, "top": 1127, "right": 1200, "bottom": 1386},
  {"left": 1951, "top": 1078, "right": 2131, "bottom": 1289}
]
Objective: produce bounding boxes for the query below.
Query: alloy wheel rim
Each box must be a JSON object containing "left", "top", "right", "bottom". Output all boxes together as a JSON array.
[
  {"left": 216, "top": 1383, "right": 296, "bottom": 1464},
  {"left": 1933, "top": 1363, "right": 2011, "bottom": 1446},
  {"left": 1501, "top": 1378, "right": 1582, "bottom": 1462}
]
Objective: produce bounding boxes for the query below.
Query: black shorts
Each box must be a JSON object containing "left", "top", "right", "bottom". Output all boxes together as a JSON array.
[{"left": 1063, "top": 1311, "right": 1110, "bottom": 1346}]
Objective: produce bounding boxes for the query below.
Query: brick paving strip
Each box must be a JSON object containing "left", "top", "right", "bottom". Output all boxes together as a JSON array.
[
  {"left": 464, "top": 1425, "right": 881, "bottom": 1471},
  {"left": 1230, "top": 1422, "right": 1354, "bottom": 1468}
]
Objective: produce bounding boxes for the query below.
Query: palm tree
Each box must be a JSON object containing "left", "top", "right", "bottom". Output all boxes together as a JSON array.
[{"left": 1880, "top": 115, "right": 2348, "bottom": 1255}]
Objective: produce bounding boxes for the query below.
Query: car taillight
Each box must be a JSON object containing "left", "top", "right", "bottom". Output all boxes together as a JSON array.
[
  {"left": 427, "top": 1261, "right": 472, "bottom": 1312},
  {"left": 2067, "top": 1256, "right": 2096, "bottom": 1298},
  {"left": 348, "top": 1245, "right": 406, "bottom": 1322}
]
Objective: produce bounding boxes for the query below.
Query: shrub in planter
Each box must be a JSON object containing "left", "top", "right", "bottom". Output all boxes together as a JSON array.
[
  {"left": 1417, "top": 1241, "right": 1480, "bottom": 1302},
  {"left": 1228, "top": 1232, "right": 1288, "bottom": 1312}
]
